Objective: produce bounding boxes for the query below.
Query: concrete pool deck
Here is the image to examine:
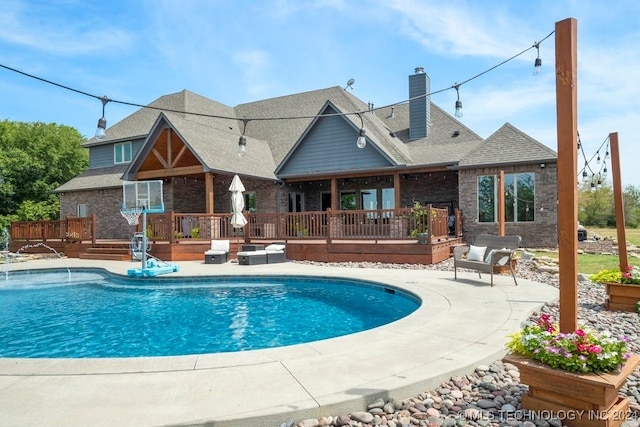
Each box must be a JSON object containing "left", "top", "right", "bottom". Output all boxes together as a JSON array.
[{"left": 0, "top": 258, "right": 558, "bottom": 427}]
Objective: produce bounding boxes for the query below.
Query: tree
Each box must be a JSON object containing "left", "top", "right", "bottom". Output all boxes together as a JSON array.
[
  {"left": 623, "top": 184, "right": 640, "bottom": 228},
  {"left": 578, "top": 181, "right": 614, "bottom": 227},
  {"left": 0, "top": 120, "right": 88, "bottom": 230}
]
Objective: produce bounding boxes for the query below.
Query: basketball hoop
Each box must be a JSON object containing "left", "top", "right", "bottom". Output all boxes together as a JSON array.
[{"left": 120, "top": 208, "right": 143, "bottom": 226}]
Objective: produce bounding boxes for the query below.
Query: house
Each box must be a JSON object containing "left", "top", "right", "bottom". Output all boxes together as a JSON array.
[{"left": 54, "top": 68, "right": 558, "bottom": 250}]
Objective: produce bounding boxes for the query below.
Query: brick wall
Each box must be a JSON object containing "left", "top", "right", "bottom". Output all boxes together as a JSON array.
[{"left": 458, "top": 163, "right": 558, "bottom": 248}]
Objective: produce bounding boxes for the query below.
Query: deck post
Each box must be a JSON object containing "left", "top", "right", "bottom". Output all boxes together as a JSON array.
[
  {"left": 555, "top": 17, "right": 579, "bottom": 333},
  {"left": 609, "top": 132, "right": 628, "bottom": 270}
]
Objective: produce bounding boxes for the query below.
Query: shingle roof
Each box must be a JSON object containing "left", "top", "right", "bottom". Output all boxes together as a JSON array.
[
  {"left": 151, "top": 113, "right": 278, "bottom": 180},
  {"left": 53, "top": 165, "right": 128, "bottom": 193},
  {"left": 75, "top": 87, "right": 555, "bottom": 190},
  {"left": 377, "top": 102, "right": 485, "bottom": 165},
  {"left": 83, "top": 90, "right": 238, "bottom": 147},
  {"left": 458, "top": 122, "right": 557, "bottom": 168}
]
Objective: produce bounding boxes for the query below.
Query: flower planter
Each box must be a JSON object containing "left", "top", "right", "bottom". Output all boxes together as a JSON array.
[
  {"left": 604, "top": 282, "right": 640, "bottom": 312},
  {"left": 503, "top": 354, "right": 640, "bottom": 427}
]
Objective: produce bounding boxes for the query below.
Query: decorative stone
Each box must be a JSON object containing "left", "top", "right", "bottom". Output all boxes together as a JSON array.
[{"left": 350, "top": 411, "right": 374, "bottom": 423}]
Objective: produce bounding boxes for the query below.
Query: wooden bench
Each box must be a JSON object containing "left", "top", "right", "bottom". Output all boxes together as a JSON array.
[{"left": 453, "top": 234, "right": 521, "bottom": 286}]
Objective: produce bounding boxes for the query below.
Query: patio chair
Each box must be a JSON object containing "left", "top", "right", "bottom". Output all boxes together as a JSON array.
[
  {"left": 204, "top": 240, "right": 230, "bottom": 264},
  {"left": 453, "top": 234, "right": 521, "bottom": 286},
  {"left": 265, "top": 242, "right": 286, "bottom": 263}
]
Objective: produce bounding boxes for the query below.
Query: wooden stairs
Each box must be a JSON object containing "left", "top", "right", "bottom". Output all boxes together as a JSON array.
[{"left": 79, "top": 243, "right": 131, "bottom": 261}]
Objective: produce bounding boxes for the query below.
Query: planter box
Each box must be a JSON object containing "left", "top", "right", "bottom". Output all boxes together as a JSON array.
[
  {"left": 604, "top": 282, "right": 640, "bottom": 312},
  {"left": 503, "top": 354, "right": 640, "bottom": 427}
]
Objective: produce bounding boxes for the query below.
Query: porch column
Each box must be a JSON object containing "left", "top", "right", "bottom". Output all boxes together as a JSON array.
[
  {"left": 205, "top": 172, "right": 215, "bottom": 214},
  {"left": 393, "top": 171, "right": 401, "bottom": 211},
  {"left": 331, "top": 178, "right": 338, "bottom": 210},
  {"left": 498, "top": 170, "right": 505, "bottom": 236}
]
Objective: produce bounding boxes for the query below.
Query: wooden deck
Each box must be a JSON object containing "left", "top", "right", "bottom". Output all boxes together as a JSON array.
[
  {"left": 8, "top": 206, "right": 463, "bottom": 265},
  {"left": 8, "top": 237, "right": 462, "bottom": 265}
]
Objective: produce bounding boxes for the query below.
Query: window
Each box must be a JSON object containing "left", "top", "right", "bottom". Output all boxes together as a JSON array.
[
  {"left": 114, "top": 142, "right": 132, "bottom": 164},
  {"left": 77, "top": 204, "right": 87, "bottom": 217},
  {"left": 477, "top": 173, "right": 535, "bottom": 222},
  {"left": 340, "top": 191, "right": 356, "bottom": 210},
  {"left": 361, "top": 189, "right": 377, "bottom": 211},
  {"left": 288, "top": 192, "right": 304, "bottom": 212},
  {"left": 244, "top": 192, "right": 257, "bottom": 213},
  {"left": 381, "top": 188, "right": 395, "bottom": 210}
]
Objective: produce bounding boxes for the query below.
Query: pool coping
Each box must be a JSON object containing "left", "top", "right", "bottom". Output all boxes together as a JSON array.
[{"left": 0, "top": 258, "right": 559, "bottom": 427}]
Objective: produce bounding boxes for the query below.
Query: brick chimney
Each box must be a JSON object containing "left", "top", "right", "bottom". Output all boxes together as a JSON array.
[{"left": 409, "top": 67, "right": 430, "bottom": 140}]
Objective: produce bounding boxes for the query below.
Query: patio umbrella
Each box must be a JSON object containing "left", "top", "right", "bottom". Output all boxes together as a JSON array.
[{"left": 229, "top": 174, "right": 247, "bottom": 229}]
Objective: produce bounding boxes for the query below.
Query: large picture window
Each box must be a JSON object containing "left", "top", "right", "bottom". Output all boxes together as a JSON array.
[
  {"left": 114, "top": 142, "right": 132, "bottom": 164},
  {"left": 477, "top": 173, "right": 535, "bottom": 222}
]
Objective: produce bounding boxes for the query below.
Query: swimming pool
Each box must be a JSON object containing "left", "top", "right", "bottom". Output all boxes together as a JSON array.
[{"left": 0, "top": 268, "right": 420, "bottom": 358}]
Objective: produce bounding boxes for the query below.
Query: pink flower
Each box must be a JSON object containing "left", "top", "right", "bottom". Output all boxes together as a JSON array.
[{"left": 588, "top": 344, "right": 602, "bottom": 354}]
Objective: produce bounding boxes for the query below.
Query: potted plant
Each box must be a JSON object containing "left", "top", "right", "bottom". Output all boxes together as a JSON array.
[
  {"left": 590, "top": 265, "right": 640, "bottom": 312},
  {"left": 410, "top": 201, "right": 434, "bottom": 244},
  {"left": 504, "top": 314, "right": 639, "bottom": 426}
]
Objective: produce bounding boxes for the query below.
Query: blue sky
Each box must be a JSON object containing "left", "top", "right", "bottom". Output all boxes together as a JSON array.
[{"left": 1, "top": 0, "right": 639, "bottom": 187}]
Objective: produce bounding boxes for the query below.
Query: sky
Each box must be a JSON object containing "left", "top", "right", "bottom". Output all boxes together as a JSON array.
[{"left": 1, "top": 0, "right": 639, "bottom": 188}]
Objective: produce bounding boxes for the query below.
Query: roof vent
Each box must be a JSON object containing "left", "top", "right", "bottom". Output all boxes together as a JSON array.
[{"left": 452, "top": 130, "right": 460, "bottom": 138}]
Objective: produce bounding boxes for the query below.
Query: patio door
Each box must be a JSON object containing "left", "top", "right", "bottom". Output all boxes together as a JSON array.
[{"left": 288, "top": 192, "right": 304, "bottom": 212}]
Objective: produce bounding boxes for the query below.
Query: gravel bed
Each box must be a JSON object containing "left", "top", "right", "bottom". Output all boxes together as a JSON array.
[{"left": 288, "top": 250, "right": 640, "bottom": 427}]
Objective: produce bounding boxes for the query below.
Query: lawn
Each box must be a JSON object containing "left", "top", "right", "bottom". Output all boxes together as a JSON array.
[{"left": 528, "top": 227, "right": 639, "bottom": 275}]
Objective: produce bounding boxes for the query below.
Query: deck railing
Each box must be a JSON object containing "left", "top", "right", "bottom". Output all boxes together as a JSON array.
[
  {"left": 10, "top": 215, "right": 97, "bottom": 244},
  {"left": 9, "top": 208, "right": 462, "bottom": 245},
  {"left": 142, "top": 205, "right": 460, "bottom": 243}
]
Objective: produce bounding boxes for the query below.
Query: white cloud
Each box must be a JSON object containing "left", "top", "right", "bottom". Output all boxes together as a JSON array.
[
  {"left": 0, "top": 3, "right": 132, "bottom": 56},
  {"left": 232, "top": 50, "right": 273, "bottom": 98}
]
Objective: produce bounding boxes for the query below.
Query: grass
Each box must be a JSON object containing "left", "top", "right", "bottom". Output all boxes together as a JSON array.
[
  {"left": 527, "top": 227, "right": 639, "bottom": 275},
  {"left": 588, "top": 227, "right": 640, "bottom": 246}
]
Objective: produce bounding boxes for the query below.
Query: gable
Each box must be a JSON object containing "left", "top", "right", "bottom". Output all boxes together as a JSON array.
[
  {"left": 276, "top": 108, "right": 394, "bottom": 178},
  {"left": 458, "top": 122, "right": 557, "bottom": 168}
]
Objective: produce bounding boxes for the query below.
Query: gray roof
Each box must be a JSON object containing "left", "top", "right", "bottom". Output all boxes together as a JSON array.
[
  {"left": 377, "top": 102, "right": 485, "bottom": 166},
  {"left": 54, "top": 165, "right": 128, "bottom": 193},
  {"left": 458, "top": 122, "right": 557, "bottom": 168},
  {"left": 122, "top": 112, "right": 277, "bottom": 181},
  {"left": 83, "top": 90, "right": 238, "bottom": 147},
  {"left": 65, "top": 87, "right": 555, "bottom": 194}
]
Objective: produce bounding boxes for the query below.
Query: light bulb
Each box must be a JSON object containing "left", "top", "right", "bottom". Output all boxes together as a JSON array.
[
  {"left": 454, "top": 100, "right": 463, "bottom": 118},
  {"left": 356, "top": 128, "right": 367, "bottom": 149},
  {"left": 534, "top": 57, "right": 542, "bottom": 75},
  {"left": 237, "top": 135, "right": 247, "bottom": 157},
  {"left": 95, "top": 117, "right": 106, "bottom": 139}
]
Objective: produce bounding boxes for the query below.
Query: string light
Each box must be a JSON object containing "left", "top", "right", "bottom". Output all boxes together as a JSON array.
[
  {"left": 356, "top": 113, "right": 367, "bottom": 149},
  {"left": 533, "top": 42, "right": 542, "bottom": 75},
  {"left": 238, "top": 119, "right": 248, "bottom": 157},
  {"left": 0, "top": 29, "right": 555, "bottom": 142},
  {"left": 95, "top": 96, "right": 109, "bottom": 139},
  {"left": 577, "top": 134, "right": 611, "bottom": 191},
  {"left": 453, "top": 84, "right": 463, "bottom": 118}
]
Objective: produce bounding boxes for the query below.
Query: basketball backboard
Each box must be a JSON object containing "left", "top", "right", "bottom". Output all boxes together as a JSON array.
[{"left": 122, "top": 180, "right": 164, "bottom": 213}]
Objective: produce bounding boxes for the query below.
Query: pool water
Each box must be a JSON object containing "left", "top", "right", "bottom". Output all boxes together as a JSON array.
[{"left": 0, "top": 269, "right": 419, "bottom": 358}]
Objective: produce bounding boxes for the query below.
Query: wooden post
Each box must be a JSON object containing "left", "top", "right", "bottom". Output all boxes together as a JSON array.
[
  {"left": 609, "top": 132, "right": 628, "bottom": 270},
  {"left": 205, "top": 172, "right": 215, "bottom": 214},
  {"left": 498, "top": 170, "right": 505, "bottom": 236},
  {"left": 331, "top": 178, "right": 338, "bottom": 210},
  {"left": 91, "top": 214, "right": 97, "bottom": 245},
  {"left": 555, "top": 18, "right": 579, "bottom": 333}
]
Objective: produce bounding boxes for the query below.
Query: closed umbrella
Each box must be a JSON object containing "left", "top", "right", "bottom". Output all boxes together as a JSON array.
[{"left": 229, "top": 174, "right": 247, "bottom": 229}]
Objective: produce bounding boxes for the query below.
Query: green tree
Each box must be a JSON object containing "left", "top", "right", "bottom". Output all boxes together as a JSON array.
[
  {"left": 0, "top": 120, "right": 88, "bottom": 229},
  {"left": 578, "top": 181, "right": 614, "bottom": 227},
  {"left": 623, "top": 184, "right": 640, "bottom": 228}
]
